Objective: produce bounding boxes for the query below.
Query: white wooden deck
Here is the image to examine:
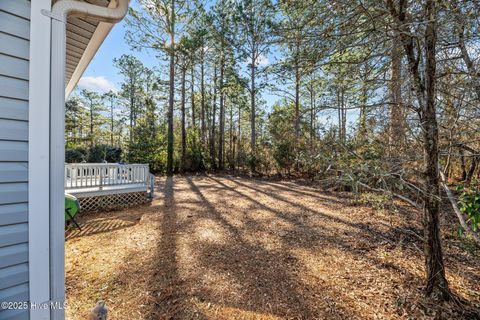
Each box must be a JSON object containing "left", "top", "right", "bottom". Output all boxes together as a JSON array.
[{"left": 65, "top": 163, "right": 154, "bottom": 198}]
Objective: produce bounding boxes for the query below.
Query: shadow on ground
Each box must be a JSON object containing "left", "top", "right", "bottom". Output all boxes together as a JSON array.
[
  {"left": 66, "top": 174, "right": 480, "bottom": 320},
  {"left": 66, "top": 210, "right": 144, "bottom": 239}
]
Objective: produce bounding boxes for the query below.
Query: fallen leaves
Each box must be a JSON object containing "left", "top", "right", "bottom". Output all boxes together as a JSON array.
[{"left": 65, "top": 174, "right": 480, "bottom": 320}]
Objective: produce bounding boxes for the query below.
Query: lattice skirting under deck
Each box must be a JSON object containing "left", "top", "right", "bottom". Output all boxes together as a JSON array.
[{"left": 78, "top": 191, "right": 150, "bottom": 212}]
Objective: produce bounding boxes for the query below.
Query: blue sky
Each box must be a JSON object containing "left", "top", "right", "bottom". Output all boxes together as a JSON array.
[
  {"left": 78, "top": 17, "right": 281, "bottom": 102},
  {"left": 77, "top": 18, "right": 156, "bottom": 92},
  {"left": 77, "top": 1, "right": 281, "bottom": 109},
  {"left": 77, "top": 3, "right": 348, "bottom": 128}
]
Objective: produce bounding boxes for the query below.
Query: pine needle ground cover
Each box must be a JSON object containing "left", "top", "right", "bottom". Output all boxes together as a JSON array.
[{"left": 65, "top": 175, "right": 479, "bottom": 319}]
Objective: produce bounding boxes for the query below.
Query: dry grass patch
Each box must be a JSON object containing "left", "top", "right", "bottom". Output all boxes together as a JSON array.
[{"left": 66, "top": 174, "right": 480, "bottom": 319}]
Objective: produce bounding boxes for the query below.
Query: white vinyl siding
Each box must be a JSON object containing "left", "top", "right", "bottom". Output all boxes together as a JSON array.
[
  {"left": 0, "top": 55, "right": 29, "bottom": 81},
  {"left": 0, "top": 11, "right": 30, "bottom": 40},
  {"left": 0, "top": 119, "right": 28, "bottom": 142},
  {"left": 0, "top": 76, "right": 29, "bottom": 101},
  {"left": 0, "top": 264, "right": 29, "bottom": 293},
  {"left": 0, "top": 33, "right": 29, "bottom": 60},
  {"left": 0, "top": 1, "right": 30, "bottom": 319},
  {"left": 0, "top": 98, "right": 28, "bottom": 122},
  {"left": 0, "top": 0, "right": 30, "bottom": 20}
]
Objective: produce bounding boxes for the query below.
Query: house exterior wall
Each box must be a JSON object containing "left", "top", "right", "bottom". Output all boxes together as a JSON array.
[
  {"left": 0, "top": 1, "right": 31, "bottom": 319},
  {"left": 0, "top": 1, "right": 124, "bottom": 318}
]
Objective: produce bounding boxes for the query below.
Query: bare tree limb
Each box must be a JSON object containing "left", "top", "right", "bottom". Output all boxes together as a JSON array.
[{"left": 439, "top": 171, "right": 480, "bottom": 248}]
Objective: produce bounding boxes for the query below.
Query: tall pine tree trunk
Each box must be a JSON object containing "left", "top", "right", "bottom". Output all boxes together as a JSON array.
[
  {"left": 337, "top": 86, "right": 346, "bottom": 144},
  {"left": 201, "top": 52, "right": 206, "bottom": 144},
  {"left": 181, "top": 67, "right": 187, "bottom": 171},
  {"left": 210, "top": 66, "right": 217, "bottom": 169},
  {"left": 229, "top": 100, "right": 234, "bottom": 169},
  {"left": 250, "top": 51, "right": 256, "bottom": 161},
  {"left": 341, "top": 89, "right": 346, "bottom": 143},
  {"left": 389, "top": 36, "right": 405, "bottom": 153},
  {"left": 89, "top": 101, "right": 94, "bottom": 148},
  {"left": 310, "top": 82, "right": 315, "bottom": 148},
  {"left": 294, "top": 59, "right": 300, "bottom": 142},
  {"left": 237, "top": 103, "right": 242, "bottom": 170},
  {"left": 110, "top": 103, "right": 114, "bottom": 146},
  {"left": 386, "top": 0, "right": 451, "bottom": 299},
  {"left": 166, "top": 0, "right": 175, "bottom": 176},
  {"left": 218, "top": 52, "right": 225, "bottom": 170},
  {"left": 129, "top": 90, "right": 134, "bottom": 144},
  {"left": 191, "top": 65, "right": 196, "bottom": 129},
  {"left": 337, "top": 88, "right": 341, "bottom": 141},
  {"left": 422, "top": 0, "right": 450, "bottom": 300}
]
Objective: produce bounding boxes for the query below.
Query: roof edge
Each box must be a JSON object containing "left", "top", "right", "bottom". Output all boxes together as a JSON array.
[
  {"left": 65, "top": 0, "right": 120, "bottom": 97},
  {"left": 65, "top": 21, "right": 114, "bottom": 97}
]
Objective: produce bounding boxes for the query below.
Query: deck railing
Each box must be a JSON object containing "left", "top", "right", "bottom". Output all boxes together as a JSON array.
[{"left": 65, "top": 163, "right": 150, "bottom": 190}]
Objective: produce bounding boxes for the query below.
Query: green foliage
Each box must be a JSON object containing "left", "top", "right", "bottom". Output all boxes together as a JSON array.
[
  {"left": 296, "top": 147, "right": 322, "bottom": 178},
  {"left": 183, "top": 129, "right": 206, "bottom": 172},
  {"left": 457, "top": 181, "right": 480, "bottom": 232},
  {"left": 128, "top": 145, "right": 166, "bottom": 174},
  {"left": 127, "top": 137, "right": 166, "bottom": 173},
  {"left": 80, "top": 89, "right": 108, "bottom": 147},
  {"left": 65, "top": 148, "right": 87, "bottom": 163},
  {"left": 105, "top": 147, "right": 122, "bottom": 163},
  {"left": 247, "top": 153, "right": 261, "bottom": 173},
  {"left": 113, "top": 54, "right": 148, "bottom": 122},
  {"left": 65, "top": 145, "right": 122, "bottom": 163},
  {"left": 65, "top": 96, "right": 88, "bottom": 146},
  {"left": 87, "top": 145, "right": 108, "bottom": 163},
  {"left": 127, "top": 98, "right": 166, "bottom": 173},
  {"left": 87, "top": 145, "right": 123, "bottom": 163},
  {"left": 268, "top": 102, "right": 296, "bottom": 173},
  {"left": 272, "top": 141, "right": 295, "bottom": 174}
]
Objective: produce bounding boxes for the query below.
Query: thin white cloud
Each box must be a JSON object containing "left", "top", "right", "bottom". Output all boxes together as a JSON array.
[
  {"left": 78, "top": 76, "right": 117, "bottom": 93},
  {"left": 256, "top": 54, "right": 269, "bottom": 66}
]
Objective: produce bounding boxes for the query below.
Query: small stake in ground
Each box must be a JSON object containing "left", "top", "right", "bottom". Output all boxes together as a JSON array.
[{"left": 89, "top": 300, "right": 108, "bottom": 320}]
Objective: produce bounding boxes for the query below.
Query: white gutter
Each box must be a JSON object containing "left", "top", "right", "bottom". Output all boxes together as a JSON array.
[
  {"left": 47, "top": 1, "right": 129, "bottom": 319},
  {"left": 65, "top": 10, "right": 116, "bottom": 97}
]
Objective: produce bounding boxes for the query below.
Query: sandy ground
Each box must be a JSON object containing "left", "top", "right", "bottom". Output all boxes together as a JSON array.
[{"left": 65, "top": 174, "right": 480, "bottom": 319}]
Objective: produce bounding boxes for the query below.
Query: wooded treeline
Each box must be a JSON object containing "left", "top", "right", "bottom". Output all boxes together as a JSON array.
[{"left": 65, "top": 0, "right": 480, "bottom": 302}]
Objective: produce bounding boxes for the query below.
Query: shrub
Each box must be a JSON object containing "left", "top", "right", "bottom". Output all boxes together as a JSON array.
[
  {"left": 457, "top": 180, "right": 480, "bottom": 233},
  {"left": 272, "top": 141, "right": 295, "bottom": 174},
  {"left": 183, "top": 129, "right": 205, "bottom": 172},
  {"left": 105, "top": 146, "right": 122, "bottom": 163},
  {"left": 66, "top": 145, "right": 122, "bottom": 163},
  {"left": 87, "top": 145, "right": 107, "bottom": 162},
  {"left": 87, "top": 145, "right": 122, "bottom": 163},
  {"left": 65, "top": 147, "right": 87, "bottom": 163}
]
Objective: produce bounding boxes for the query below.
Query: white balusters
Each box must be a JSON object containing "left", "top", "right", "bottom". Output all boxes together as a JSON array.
[{"left": 65, "top": 163, "right": 150, "bottom": 190}]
